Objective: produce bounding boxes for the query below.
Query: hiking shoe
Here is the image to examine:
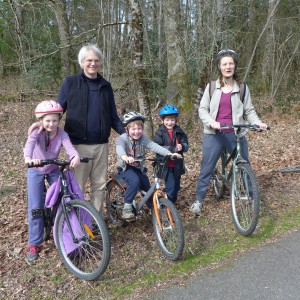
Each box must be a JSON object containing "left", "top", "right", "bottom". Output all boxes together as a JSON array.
[
  {"left": 26, "top": 245, "right": 39, "bottom": 264},
  {"left": 190, "top": 200, "right": 202, "bottom": 216},
  {"left": 122, "top": 205, "right": 135, "bottom": 221}
]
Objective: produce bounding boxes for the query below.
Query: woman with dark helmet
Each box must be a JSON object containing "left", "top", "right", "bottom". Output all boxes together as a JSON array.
[{"left": 191, "top": 49, "right": 268, "bottom": 216}]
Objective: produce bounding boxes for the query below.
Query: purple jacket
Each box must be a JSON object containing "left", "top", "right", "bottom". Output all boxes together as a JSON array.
[{"left": 24, "top": 128, "right": 79, "bottom": 174}]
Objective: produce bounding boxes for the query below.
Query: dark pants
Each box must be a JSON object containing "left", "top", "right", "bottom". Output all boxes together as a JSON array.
[
  {"left": 119, "top": 165, "right": 152, "bottom": 208},
  {"left": 164, "top": 168, "right": 181, "bottom": 203},
  {"left": 196, "top": 132, "right": 249, "bottom": 202}
]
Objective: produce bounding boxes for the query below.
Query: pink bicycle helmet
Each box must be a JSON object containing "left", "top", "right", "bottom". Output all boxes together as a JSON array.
[{"left": 35, "top": 100, "right": 63, "bottom": 119}]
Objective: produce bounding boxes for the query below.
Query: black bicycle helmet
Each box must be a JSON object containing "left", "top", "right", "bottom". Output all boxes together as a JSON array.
[{"left": 122, "top": 111, "right": 145, "bottom": 127}]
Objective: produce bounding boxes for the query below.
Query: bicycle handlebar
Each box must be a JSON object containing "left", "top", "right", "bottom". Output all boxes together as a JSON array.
[
  {"left": 134, "top": 154, "right": 181, "bottom": 163},
  {"left": 219, "top": 124, "right": 271, "bottom": 131},
  {"left": 27, "top": 157, "right": 93, "bottom": 168}
]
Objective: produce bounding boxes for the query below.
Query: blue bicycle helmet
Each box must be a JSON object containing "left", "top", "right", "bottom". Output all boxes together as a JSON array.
[{"left": 159, "top": 105, "right": 179, "bottom": 117}]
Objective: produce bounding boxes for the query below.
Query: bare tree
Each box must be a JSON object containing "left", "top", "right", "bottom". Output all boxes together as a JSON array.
[
  {"left": 162, "top": 0, "right": 192, "bottom": 106},
  {"left": 49, "top": 0, "right": 71, "bottom": 77},
  {"left": 130, "top": 0, "right": 153, "bottom": 137}
]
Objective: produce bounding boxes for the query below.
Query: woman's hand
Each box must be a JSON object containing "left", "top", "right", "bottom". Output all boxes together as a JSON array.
[
  {"left": 258, "top": 122, "right": 268, "bottom": 130},
  {"left": 28, "top": 121, "right": 43, "bottom": 135},
  {"left": 70, "top": 155, "right": 80, "bottom": 168},
  {"left": 210, "top": 122, "right": 220, "bottom": 130}
]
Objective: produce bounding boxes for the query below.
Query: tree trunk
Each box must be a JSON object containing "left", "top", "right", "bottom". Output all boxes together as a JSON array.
[
  {"left": 130, "top": 0, "right": 153, "bottom": 138},
  {"left": 261, "top": 0, "right": 277, "bottom": 88},
  {"left": 9, "top": 0, "right": 27, "bottom": 74},
  {"left": 49, "top": 0, "right": 70, "bottom": 77},
  {"left": 162, "top": 0, "right": 192, "bottom": 108}
]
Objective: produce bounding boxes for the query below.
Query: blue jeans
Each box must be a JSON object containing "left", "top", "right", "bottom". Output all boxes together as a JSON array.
[
  {"left": 119, "top": 166, "right": 152, "bottom": 208},
  {"left": 196, "top": 132, "right": 249, "bottom": 202},
  {"left": 164, "top": 168, "right": 181, "bottom": 203},
  {"left": 27, "top": 168, "right": 60, "bottom": 246}
]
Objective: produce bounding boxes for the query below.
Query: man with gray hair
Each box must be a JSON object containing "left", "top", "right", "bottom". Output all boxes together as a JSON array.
[{"left": 58, "top": 44, "right": 125, "bottom": 214}]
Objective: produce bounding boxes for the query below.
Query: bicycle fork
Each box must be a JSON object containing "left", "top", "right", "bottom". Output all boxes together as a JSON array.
[{"left": 152, "top": 189, "right": 175, "bottom": 231}]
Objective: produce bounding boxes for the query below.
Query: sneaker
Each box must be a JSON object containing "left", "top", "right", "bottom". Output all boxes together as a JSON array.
[
  {"left": 122, "top": 205, "right": 135, "bottom": 220},
  {"left": 190, "top": 200, "right": 202, "bottom": 216},
  {"left": 26, "top": 245, "right": 39, "bottom": 264}
]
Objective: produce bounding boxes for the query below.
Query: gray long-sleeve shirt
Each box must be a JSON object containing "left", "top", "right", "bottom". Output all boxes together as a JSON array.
[{"left": 116, "top": 133, "right": 171, "bottom": 171}]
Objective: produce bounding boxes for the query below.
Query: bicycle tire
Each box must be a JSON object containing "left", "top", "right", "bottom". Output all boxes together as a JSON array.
[
  {"left": 106, "top": 179, "right": 126, "bottom": 227},
  {"left": 279, "top": 166, "right": 300, "bottom": 173},
  {"left": 212, "top": 153, "right": 226, "bottom": 200},
  {"left": 230, "top": 163, "right": 260, "bottom": 237},
  {"left": 55, "top": 199, "right": 111, "bottom": 281},
  {"left": 152, "top": 197, "right": 184, "bottom": 261}
]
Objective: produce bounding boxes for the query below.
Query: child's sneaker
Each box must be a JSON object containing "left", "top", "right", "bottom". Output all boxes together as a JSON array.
[
  {"left": 122, "top": 204, "right": 135, "bottom": 220},
  {"left": 25, "top": 245, "right": 39, "bottom": 264},
  {"left": 190, "top": 200, "right": 202, "bottom": 216}
]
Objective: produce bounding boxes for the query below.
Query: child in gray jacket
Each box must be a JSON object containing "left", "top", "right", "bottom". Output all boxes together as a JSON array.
[{"left": 116, "top": 111, "right": 181, "bottom": 220}]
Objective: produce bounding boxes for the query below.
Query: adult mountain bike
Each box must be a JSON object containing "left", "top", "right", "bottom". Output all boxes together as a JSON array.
[
  {"left": 28, "top": 158, "right": 111, "bottom": 281},
  {"left": 212, "top": 124, "right": 270, "bottom": 237},
  {"left": 105, "top": 155, "right": 185, "bottom": 261}
]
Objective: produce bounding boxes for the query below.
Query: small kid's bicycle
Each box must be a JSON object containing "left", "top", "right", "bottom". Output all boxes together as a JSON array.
[
  {"left": 105, "top": 156, "right": 185, "bottom": 261},
  {"left": 211, "top": 124, "right": 270, "bottom": 237},
  {"left": 28, "top": 158, "right": 111, "bottom": 281}
]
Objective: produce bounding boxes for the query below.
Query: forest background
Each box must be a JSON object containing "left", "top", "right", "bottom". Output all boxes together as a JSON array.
[{"left": 1, "top": 0, "right": 300, "bottom": 299}]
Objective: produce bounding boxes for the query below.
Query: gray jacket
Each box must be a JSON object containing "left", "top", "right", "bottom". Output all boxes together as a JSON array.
[
  {"left": 199, "top": 79, "right": 261, "bottom": 137},
  {"left": 116, "top": 133, "right": 170, "bottom": 171}
]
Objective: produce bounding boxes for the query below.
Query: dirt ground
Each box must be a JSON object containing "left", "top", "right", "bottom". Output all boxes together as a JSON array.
[{"left": 1, "top": 99, "right": 300, "bottom": 299}]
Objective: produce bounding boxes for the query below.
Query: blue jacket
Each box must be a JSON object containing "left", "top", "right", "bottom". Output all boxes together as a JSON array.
[{"left": 58, "top": 71, "right": 124, "bottom": 144}]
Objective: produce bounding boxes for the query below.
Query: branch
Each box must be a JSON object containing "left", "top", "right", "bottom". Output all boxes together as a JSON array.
[{"left": 243, "top": 0, "right": 281, "bottom": 81}]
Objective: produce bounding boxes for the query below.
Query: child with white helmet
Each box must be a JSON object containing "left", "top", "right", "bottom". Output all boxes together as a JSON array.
[
  {"left": 23, "top": 100, "right": 80, "bottom": 264},
  {"left": 116, "top": 111, "right": 182, "bottom": 220}
]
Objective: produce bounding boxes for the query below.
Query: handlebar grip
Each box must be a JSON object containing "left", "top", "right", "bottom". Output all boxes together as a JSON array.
[{"left": 80, "top": 157, "right": 92, "bottom": 163}]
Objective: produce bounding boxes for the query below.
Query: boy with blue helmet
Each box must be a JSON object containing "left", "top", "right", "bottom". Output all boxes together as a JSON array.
[{"left": 154, "top": 105, "right": 189, "bottom": 204}]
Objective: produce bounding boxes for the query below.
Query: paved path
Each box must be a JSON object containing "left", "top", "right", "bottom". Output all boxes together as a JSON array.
[{"left": 150, "top": 229, "right": 300, "bottom": 300}]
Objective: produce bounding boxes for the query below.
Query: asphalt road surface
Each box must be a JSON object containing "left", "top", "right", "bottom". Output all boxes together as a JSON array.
[{"left": 150, "top": 229, "right": 300, "bottom": 300}]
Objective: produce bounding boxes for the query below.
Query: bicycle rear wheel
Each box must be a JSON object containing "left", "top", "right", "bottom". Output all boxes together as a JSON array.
[
  {"left": 279, "top": 166, "right": 300, "bottom": 173},
  {"left": 106, "top": 179, "right": 125, "bottom": 227},
  {"left": 212, "top": 153, "right": 226, "bottom": 200},
  {"left": 230, "top": 163, "right": 260, "bottom": 237},
  {"left": 55, "top": 200, "right": 111, "bottom": 281},
  {"left": 152, "top": 198, "right": 184, "bottom": 261}
]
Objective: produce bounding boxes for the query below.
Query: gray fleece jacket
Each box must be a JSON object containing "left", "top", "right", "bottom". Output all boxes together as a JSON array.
[
  {"left": 199, "top": 79, "right": 261, "bottom": 137},
  {"left": 116, "top": 133, "right": 171, "bottom": 171}
]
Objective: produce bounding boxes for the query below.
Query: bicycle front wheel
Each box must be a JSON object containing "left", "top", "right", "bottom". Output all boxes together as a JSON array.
[
  {"left": 55, "top": 200, "right": 111, "bottom": 281},
  {"left": 152, "top": 198, "right": 184, "bottom": 261},
  {"left": 230, "top": 163, "right": 260, "bottom": 237},
  {"left": 212, "top": 153, "right": 226, "bottom": 200}
]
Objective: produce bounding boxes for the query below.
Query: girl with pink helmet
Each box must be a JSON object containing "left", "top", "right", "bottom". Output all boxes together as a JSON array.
[{"left": 23, "top": 100, "right": 80, "bottom": 264}]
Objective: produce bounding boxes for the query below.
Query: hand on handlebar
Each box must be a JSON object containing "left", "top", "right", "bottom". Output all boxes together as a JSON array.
[
  {"left": 69, "top": 155, "right": 81, "bottom": 168},
  {"left": 168, "top": 153, "right": 182, "bottom": 160},
  {"left": 121, "top": 155, "right": 135, "bottom": 164},
  {"left": 25, "top": 158, "right": 41, "bottom": 166}
]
